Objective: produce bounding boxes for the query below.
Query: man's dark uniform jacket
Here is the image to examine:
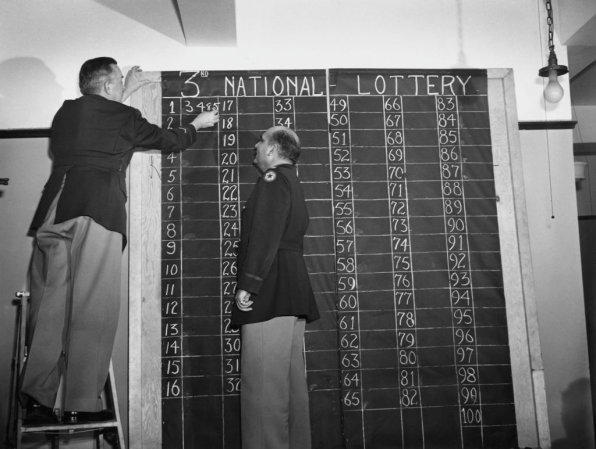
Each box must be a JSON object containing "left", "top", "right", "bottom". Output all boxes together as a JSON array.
[
  {"left": 232, "top": 164, "right": 320, "bottom": 326},
  {"left": 29, "top": 94, "right": 197, "bottom": 245}
]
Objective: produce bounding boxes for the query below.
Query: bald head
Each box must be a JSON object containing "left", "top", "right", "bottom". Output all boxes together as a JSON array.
[{"left": 265, "top": 126, "right": 301, "bottom": 164}]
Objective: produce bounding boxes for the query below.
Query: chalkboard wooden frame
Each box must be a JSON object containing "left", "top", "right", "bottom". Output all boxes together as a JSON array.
[{"left": 127, "top": 68, "right": 549, "bottom": 449}]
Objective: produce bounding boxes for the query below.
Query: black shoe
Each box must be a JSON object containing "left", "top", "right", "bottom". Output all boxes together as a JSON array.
[
  {"left": 23, "top": 400, "right": 57, "bottom": 426},
  {"left": 63, "top": 410, "right": 114, "bottom": 424}
]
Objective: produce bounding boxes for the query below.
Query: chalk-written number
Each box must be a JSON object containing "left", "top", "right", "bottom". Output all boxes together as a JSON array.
[
  {"left": 341, "top": 353, "right": 360, "bottom": 368},
  {"left": 221, "top": 203, "right": 238, "bottom": 218},
  {"left": 224, "top": 358, "right": 240, "bottom": 374},
  {"left": 164, "top": 359, "right": 180, "bottom": 376},
  {"left": 400, "top": 369, "right": 416, "bottom": 387},
  {"left": 274, "top": 98, "right": 293, "bottom": 112},
  {"left": 330, "top": 97, "right": 348, "bottom": 112},
  {"left": 338, "top": 294, "right": 357, "bottom": 310},
  {"left": 336, "top": 257, "right": 355, "bottom": 273},
  {"left": 165, "top": 379, "right": 181, "bottom": 397},
  {"left": 333, "top": 166, "right": 351, "bottom": 180},
  {"left": 384, "top": 97, "right": 401, "bottom": 111},
  {"left": 453, "top": 308, "right": 473, "bottom": 326},
  {"left": 330, "top": 113, "right": 348, "bottom": 127},
  {"left": 343, "top": 391, "right": 361, "bottom": 407},
  {"left": 438, "top": 113, "right": 457, "bottom": 128},
  {"left": 437, "top": 96, "right": 456, "bottom": 111},
  {"left": 342, "top": 372, "right": 360, "bottom": 388},
  {"left": 221, "top": 185, "right": 239, "bottom": 201},
  {"left": 222, "top": 240, "right": 239, "bottom": 258},
  {"left": 461, "top": 407, "right": 482, "bottom": 425},
  {"left": 400, "top": 388, "right": 418, "bottom": 407},
  {"left": 338, "top": 276, "right": 357, "bottom": 291},
  {"left": 225, "top": 377, "right": 240, "bottom": 393},
  {"left": 385, "top": 113, "right": 402, "bottom": 128},
  {"left": 339, "top": 314, "right": 357, "bottom": 331},
  {"left": 335, "top": 238, "right": 354, "bottom": 254},
  {"left": 334, "top": 183, "right": 353, "bottom": 199},
  {"left": 222, "top": 260, "right": 237, "bottom": 276},
  {"left": 181, "top": 72, "right": 201, "bottom": 98},
  {"left": 333, "top": 148, "right": 351, "bottom": 163},
  {"left": 340, "top": 333, "right": 359, "bottom": 349},
  {"left": 222, "top": 221, "right": 239, "bottom": 238},
  {"left": 224, "top": 337, "right": 241, "bottom": 353},
  {"left": 335, "top": 219, "right": 354, "bottom": 235},
  {"left": 460, "top": 386, "right": 479, "bottom": 405}
]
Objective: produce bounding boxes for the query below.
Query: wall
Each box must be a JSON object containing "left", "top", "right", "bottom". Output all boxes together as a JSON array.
[
  {"left": 0, "top": 140, "right": 50, "bottom": 448},
  {"left": 558, "top": 0, "right": 596, "bottom": 44},
  {"left": 573, "top": 106, "right": 596, "bottom": 142},
  {"left": 0, "top": 0, "right": 574, "bottom": 128},
  {"left": 575, "top": 150, "right": 596, "bottom": 446},
  {"left": 519, "top": 129, "right": 593, "bottom": 449},
  {"left": 0, "top": 0, "right": 592, "bottom": 447}
]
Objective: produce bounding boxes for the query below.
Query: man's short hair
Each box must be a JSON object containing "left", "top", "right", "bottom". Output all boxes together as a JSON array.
[
  {"left": 79, "top": 57, "right": 118, "bottom": 95},
  {"left": 269, "top": 126, "right": 301, "bottom": 163}
]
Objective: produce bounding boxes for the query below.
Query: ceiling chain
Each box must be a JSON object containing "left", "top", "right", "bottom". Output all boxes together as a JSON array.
[{"left": 545, "top": 0, "right": 555, "bottom": 51}]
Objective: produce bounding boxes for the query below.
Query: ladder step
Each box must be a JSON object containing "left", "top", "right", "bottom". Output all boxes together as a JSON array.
[
  {"left": 10, "top": 293, "right": 125, "bottom": 449},
  {"left": 22, "top": 419, "right": 121, "bottom": 433},
  {"left": 15, "top": 361, "right": 125, "bottom": 448}
]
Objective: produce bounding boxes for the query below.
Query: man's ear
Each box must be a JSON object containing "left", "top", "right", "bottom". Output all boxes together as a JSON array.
[
  {"left": 267, "top": 142, "right": 278, "bottom": 156},
  {"left": 103, "top": 79, "right": 112, "bottom": 96}
]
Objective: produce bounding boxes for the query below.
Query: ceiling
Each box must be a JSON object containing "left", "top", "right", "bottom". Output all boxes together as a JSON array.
[
  {"left": 93, "top": 0, "right": 595, "bottom": 107},
  {"left": 565, "top": 13, "right": 596, "bottom": 106},
  {"left": 93, "top": 0, "right": 236, "bottom": 46}
]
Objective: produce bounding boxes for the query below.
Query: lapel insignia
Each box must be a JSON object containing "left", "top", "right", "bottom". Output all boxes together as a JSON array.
[{"left": 264, "top": 170, "right": 277, "bottom": 182}]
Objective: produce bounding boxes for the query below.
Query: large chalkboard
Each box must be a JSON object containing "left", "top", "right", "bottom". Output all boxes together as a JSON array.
[{"left": 128, "top": 69, "right": 550, "bottom": 449}]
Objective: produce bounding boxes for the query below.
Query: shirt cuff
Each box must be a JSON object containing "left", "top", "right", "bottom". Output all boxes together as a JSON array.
[{"left": 238, "top": 272, "right": 262, "bottom": 294}]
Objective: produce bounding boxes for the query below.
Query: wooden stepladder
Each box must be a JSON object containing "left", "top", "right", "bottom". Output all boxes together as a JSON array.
[{"left": 7, "top": 291, "right": 126, "bottom": 449}]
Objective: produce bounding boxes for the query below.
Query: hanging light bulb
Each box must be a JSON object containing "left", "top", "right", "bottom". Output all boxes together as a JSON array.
[
  {"left": 538, "top": 0, "right": 568, "bottom": 103},
  {"left": 544, "top": 70, "right": 564, "bottom": 103},
  {"left": 540, "top": 49, "right": 568, "bottom": 102},
  {"left": 539, "top": 48, "right": 568, "bottom": 103}
]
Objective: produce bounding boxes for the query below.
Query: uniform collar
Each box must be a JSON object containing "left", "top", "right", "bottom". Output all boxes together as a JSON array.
[{"left": 271, "top": 163, "right": 295, "bottom": 170}]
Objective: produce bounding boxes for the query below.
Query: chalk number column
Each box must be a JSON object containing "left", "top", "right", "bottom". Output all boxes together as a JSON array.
[
  {"left": 436, "top": 95, "right": 483, "bottom": 446},
  {"left": 329, "top": 95, "right": 365, "bottom": 447},
  {"left": 161, "top": 96, "right": 184, "bottom": 443},
  {"left": 218, "top": 96, "right": 242, "bottom": 407}
]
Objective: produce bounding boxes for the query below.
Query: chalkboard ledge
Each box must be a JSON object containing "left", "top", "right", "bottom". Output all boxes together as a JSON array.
[{"left": 518, "top": 120, "right": 577, "bottom": 130}]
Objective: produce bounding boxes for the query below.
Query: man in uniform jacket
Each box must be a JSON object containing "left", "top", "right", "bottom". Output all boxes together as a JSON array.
[
  {"left": 232, "top": 126, "right": 319, "bottom": 449},
  {"left": 20, "top": 57, "right": 218, "bottom": 424}
]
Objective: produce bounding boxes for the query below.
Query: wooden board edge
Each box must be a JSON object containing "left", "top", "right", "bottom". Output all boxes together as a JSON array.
[
  {"left": 487, "top": 67, "right": 550, "bottom": 447},
  {"left": 128, "top": 71, "right": 163, "bottom": 449},
  {"left": 501, "top": 68, "right": 552, "bottom": 448}
]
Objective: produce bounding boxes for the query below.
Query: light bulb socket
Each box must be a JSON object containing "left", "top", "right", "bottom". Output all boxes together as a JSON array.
[{"left": 539, "top": 49, "right": 569, "bottom": 77}]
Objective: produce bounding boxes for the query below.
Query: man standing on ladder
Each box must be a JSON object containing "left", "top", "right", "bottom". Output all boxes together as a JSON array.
[{"left": 19, "top": 57, "right": 219, "bottom": 424}]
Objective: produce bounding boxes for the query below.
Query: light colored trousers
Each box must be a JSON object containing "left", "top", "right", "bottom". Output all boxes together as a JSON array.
[
  {"left": 20, "top": 191, "right": 121, "bottom": 412},
  {"left": 240, "top": 316, "right": 312, "bottom": 449}
]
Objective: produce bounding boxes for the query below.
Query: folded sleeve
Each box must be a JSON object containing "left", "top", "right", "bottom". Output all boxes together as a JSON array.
[{"left": 131, "top": 109, "right": 197, "bottom": 152}]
